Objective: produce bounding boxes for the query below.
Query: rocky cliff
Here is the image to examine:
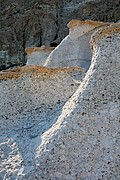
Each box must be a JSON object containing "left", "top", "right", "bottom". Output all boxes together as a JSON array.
[{"left": 0, "top": 0, "right": 120, "bottom": 69}]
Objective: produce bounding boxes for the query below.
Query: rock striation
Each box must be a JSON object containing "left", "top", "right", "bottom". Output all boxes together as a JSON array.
[
  {"left": 0, "top": 0, "right": 120, "bottom": 69},
  {"left": 26, "top": 46, "right": 55, "bottom": 66},
  {"left": 44, "top": 20, "right": 110, "bottom": 70}
]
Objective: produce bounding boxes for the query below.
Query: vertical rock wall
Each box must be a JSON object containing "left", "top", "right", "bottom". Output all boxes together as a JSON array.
[
  {"left": 0, "top": 0, "right": 120, "bottom": 68},
  {"left": 44, "top": 20, "right": 110, "bottom": 70}
]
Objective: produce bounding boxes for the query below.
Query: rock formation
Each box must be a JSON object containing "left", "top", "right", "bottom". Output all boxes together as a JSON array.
[
  {"left": 26, "top": 46, "right": 55, "bottom": 66},
  {"left": 0, "top": 65, "right": 85, "bottom": 179},
  {"left": 30, "top": 23, "right": 119, "bottom": 179},
  {"left": 0, "top": 0, "right": 120, "bottom": 69},
  {"left": 0, "top": 20, "right": 120, "bottom": 179},
  {"left": 44, "top": 20, "right": 110, "bottom": 70}
]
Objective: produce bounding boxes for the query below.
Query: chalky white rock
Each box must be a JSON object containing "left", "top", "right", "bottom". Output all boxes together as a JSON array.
[
  {"left": 0, "top": 22, "right": 119, "bottom": 180},
  {"left": 44, "top": 20, "right": 110, "bottom": 70}
]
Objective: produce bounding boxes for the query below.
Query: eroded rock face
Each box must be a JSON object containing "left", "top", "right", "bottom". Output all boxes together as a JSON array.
[
  {"left": 26, "top": 46, "right": 55, "bottom": 66},
  {"left": 0, "top": 0, "right": 120, "bottom": 69},
  {"left": 0, "top": 65, "right": 85, "bottom": 179},
  {"left": 22, "top": 23, "right": 119, "bottom": 179},
  {"left": 44, "top": 20, "right": 110, "bottom": 70}
]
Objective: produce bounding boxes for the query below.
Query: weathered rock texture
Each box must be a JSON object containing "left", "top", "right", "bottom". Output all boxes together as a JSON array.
[
  {"left": 0, "top": 65, "right": 85, "bottom": 179},
  {"left": 0, "top": 0, "right": 120, "bottom": 69},
  {"left": 31, "top": 23, "right": 119, "bottom": 179},
  {"left": 26, "top": 46, "right": 55, "bottom": 66},
  {"left": 0, "top": 22, "right": 120, "bottom": 179},
  {"left": 44, "top": 20, "right": 110, "bottom": 70}
]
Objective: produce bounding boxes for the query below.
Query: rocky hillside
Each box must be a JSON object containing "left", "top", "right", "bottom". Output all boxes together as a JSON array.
[
  {"left": 0, "top": 0, "right": 120, "bottom": 69},
  {"left": 0, "top": 22, "right": 120, "bottom": 179}
]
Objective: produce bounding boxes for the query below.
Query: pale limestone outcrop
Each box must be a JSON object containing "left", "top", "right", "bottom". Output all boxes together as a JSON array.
[
  {"left": 44, "top": 20, "right": 110, "bottom": 70},
  {"left": 26, "top": 23, "right": 119, "bottom": 179},
  {"left": 26, "top": 46, "right": 55, "bottom": 66},
  {"left": 0, "top": 65, "right": 85, "bottom": 179}
]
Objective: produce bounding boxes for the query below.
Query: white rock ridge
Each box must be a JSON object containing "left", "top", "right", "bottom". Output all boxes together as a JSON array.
[
  {"left": 44, "top": 20, "right": 110, "bottom": 70},
  {"left": 0, "top": 65, "right": 85, "bottom": 179},
  {"left": 26, "top": 46, "right": 55, "bottom": 66},
  {"left": 0, "top": 22, "right": 120, "bottom": 179},
  {"left": 30, "top": 23, "right": 119, "bottom": 179}
]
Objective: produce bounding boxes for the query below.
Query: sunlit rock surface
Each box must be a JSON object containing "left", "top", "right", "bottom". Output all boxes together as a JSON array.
[
  {"left": 44, "top": 20, "right": 110, "bottom": 70},
  {"left": 30, "top": 23, "right": 119, "bottom": 179},
  {"left": 0, "top": 22, "right": 120, "bottom": 179},
  {"left": 0, "top": 0, "right": 120, "bottom": 69}
]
